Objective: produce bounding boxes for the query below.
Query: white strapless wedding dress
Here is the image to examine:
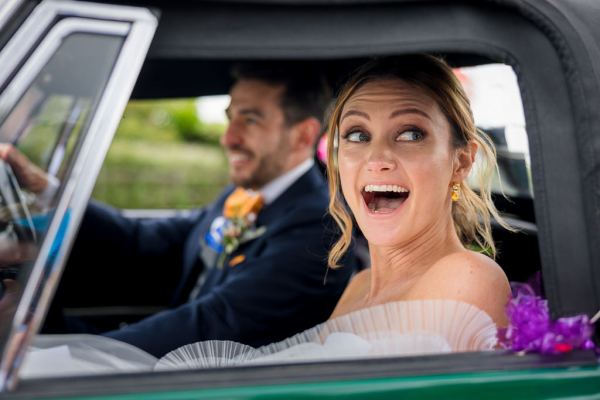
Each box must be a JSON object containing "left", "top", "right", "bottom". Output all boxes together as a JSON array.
[
  {"left": 22, "top": 299, "right": 497, "bottom": 378},
  {"left": 155, "top": 299, "right": 497, "bottom": 370}
]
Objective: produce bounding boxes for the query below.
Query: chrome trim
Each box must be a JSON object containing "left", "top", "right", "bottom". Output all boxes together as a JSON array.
[
  {"left": 0, "top": 0, "right": 24, "bottom": 31},
  {"left": 0, "top": 22, "right": 129, "bottom": 392},
  {"left": 0, "top": 0, "right": 155, "bottom": 92},
  {"left": 44, "top": 0, "right": 155, "bottom": 22},
  {"left": 0, "top": 2, "right": 157, "bottom": 391},
  {"left": 0, "top": 3, "right": 56, "bottom": 87},
  {"left": 0, "top": 18, "right": 129, "bottom": 123}
]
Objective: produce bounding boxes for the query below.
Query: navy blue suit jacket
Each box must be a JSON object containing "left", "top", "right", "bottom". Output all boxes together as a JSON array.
[{"left": 69, "top": 166, "right": 354, "bottom": 357}]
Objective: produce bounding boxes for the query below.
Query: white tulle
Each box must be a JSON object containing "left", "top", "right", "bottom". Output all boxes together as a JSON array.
[
  {"left": 156, "top": 299, "right": 497, "bottom": 370},
  {"left": 21, "top": 300, "right": 497, "bottom": 378},
  {"left": 21, "top": 334, "right": 157, "bottom": 379}
]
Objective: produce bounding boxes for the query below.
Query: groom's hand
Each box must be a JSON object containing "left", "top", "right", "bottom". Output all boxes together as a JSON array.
[
  {"left": 0, "top": 241, "right": 37, "bottom": 267},
  {"left": 0, "top": 143, "right": 49, "bottom": 193}
]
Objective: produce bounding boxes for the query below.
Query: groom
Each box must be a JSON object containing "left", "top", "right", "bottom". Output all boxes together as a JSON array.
[{"left": 48, "top": 63, "right": 356, "bottom": 357}]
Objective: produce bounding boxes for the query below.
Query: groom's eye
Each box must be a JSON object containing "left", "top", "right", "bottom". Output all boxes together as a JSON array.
[{"left": 344, "top": 130, "right": 370, "bottom": 142}]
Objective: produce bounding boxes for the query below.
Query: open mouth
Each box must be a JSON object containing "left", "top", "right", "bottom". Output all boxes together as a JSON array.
[
  {"left": 228, "top": 150, "right": 253, "bottom": 166},
  {"left": 362, "top": 184, "right": 409, "bottom": 213}
]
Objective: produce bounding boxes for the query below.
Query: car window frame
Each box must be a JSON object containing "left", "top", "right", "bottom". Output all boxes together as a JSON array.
[
  {"left": 0, "top": 0, "right": 24, "bottom": 32},
  {"left": 0, "top": 0, "right": 157, "bottom": 391}
]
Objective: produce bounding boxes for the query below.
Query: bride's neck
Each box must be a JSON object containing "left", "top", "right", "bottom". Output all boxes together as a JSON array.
[{"left": 367, "top": 217, "right": 464, "bottom": 301}]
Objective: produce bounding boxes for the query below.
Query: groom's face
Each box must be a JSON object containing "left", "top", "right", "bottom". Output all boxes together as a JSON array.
[{"left": 222, "top": 79, "right": 293, "bottom": 189}]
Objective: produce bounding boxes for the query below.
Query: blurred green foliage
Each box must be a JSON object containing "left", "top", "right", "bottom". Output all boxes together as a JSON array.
[
  {"left": 92, "top": 99, "right": 230, "bottom": 209},
  {"left": 112, "top": 98, "right": 226, "bottom": 144}
]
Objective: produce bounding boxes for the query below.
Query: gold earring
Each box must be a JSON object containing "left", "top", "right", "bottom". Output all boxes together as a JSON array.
[{"left": 451, "top": 183, "right": 460, "bottom": 202}]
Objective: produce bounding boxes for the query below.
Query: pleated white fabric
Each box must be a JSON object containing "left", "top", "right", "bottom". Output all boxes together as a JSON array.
[{"left": 156, "top": 299, "right": 497, "bottom": 370}]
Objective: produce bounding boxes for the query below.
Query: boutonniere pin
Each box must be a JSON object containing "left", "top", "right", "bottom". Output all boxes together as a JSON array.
[{"left": 217, "top": 188, "right": 266, "bottom": 267}]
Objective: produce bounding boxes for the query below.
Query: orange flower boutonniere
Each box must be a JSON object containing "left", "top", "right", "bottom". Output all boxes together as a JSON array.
[{"left": 218, "top": 188, "right": 266, "bottom": 267}]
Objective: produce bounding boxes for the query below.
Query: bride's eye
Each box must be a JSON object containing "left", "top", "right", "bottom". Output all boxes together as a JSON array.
[
  {"left": 396, "top": 129, "right": 424, "bottom": 142},
  {"left": 344, "top": 130, "right": 370, "bottom": 143}
]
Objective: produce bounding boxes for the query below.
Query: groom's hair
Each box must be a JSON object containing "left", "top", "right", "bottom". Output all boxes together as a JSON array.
[{"left": 231, "top": 62, "right": 331, "bottom": 127}]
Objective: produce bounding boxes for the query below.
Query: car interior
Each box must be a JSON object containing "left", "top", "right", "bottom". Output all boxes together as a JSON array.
[
  {"left": 26, "top": 55, "right": 541, "bottom": 334},
  {"left": 0, "top": 5, "right": 542, "bottom": 336}
]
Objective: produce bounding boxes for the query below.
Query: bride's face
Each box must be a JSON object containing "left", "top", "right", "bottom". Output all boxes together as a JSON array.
[{"left": 337, "top": 79, "right": 459, "bottom": 247}]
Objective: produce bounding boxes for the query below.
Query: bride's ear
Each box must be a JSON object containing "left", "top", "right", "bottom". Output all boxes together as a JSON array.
[{"left": 452, "top": 141, "right": 477, "bottom": 182}]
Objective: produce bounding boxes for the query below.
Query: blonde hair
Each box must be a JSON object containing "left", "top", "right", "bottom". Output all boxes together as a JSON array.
[{"left": 326, "top": 55, "right": 512, "bottom": 268}]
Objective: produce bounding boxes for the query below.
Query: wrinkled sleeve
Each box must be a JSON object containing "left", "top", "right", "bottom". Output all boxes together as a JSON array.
[{"left": 61, "top": 200, "right": 203, "bottom": 306}]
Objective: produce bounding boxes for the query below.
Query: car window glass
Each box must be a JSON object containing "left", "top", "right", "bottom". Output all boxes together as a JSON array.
[
  {"left": 456, "top": 64, "right": 532, "bottom": 199},
  {"left": 93, "top": 96, "right": 229, "bottom": 211},
  {"left": 0, "top": 31, "right": 124, "bottom": 381}
]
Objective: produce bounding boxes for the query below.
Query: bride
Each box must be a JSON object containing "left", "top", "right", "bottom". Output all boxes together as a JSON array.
[
  {"left": 25, "top": 55, "right": 513, "bottom": 373},
  {"left": 326, "top": 55, "right": 511, "bottom": 323},
  {"left": 155, "top": 55, "right": 513, "bottom": 368}
]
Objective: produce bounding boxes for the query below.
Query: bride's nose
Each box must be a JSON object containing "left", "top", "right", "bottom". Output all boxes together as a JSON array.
[{"left": 366, "top": 144, "right": 397, "bottom": 172}]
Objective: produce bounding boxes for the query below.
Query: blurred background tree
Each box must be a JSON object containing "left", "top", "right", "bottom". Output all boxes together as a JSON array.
[{"left": 92, "top": 98, "right": 229, "bottom": 209}]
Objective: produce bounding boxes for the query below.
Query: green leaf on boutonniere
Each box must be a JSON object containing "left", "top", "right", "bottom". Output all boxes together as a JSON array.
[
  {"left": 238, "top": 226, "right": 267, "bottom": 244},
  {"left": 217, "top": 221, "right": 266, "bottom": 269}
]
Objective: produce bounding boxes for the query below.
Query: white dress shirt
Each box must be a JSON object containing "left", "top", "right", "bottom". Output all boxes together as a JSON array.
[{"left": 258, "top": 158, "right": 314, "bottom": 205}]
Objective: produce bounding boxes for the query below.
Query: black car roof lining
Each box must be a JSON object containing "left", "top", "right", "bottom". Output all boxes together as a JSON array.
[{"left": 132, "top": 2, "right": 521, "bottom": 97}]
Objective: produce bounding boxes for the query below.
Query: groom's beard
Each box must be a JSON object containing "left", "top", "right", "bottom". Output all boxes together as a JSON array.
[{"left": 226, "top": 138, "right": 290, "bottom": 189}]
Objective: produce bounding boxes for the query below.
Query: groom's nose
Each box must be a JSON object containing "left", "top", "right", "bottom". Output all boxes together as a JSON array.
[{"left": 221, "top": 121, "right": 244, "bottom": 148}]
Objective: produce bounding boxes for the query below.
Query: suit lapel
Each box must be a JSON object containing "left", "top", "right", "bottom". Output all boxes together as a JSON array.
[
  {"left": 193, "top": 187, "right": 233, "bottom": 267},
  {"left": 181, "top": 166, "right": 325, "bottom": 302},
  {"left": 173, "top": 187, "right": 234, "bottom": 304}
]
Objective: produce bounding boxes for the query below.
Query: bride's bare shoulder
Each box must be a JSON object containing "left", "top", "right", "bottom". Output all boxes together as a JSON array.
[
  {"left": 408, "top": 251, "right": 511, "bottom": 326},
  {"left": 329, "top": 269, "right": 371, "bottom": 319}
]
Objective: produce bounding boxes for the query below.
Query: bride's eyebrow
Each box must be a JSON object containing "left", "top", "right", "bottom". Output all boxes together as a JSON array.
[
  {"left": 389, "top": 108, "right": 432, "bottom": 121},
  {"left": 340, "top": 109, "right": 370, "bottom": 122},
  {"left": 340, "top": 108, "right": 432, "bottom": 123}
]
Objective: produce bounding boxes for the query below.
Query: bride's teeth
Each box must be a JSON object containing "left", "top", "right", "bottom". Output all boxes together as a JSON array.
[{"left": 364, "top": 184, "right": 408, "bottom": 193}]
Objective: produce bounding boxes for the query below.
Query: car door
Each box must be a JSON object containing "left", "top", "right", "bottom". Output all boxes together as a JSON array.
[{"left": 0, "top": 0, "right": 156, "bottom": 391}]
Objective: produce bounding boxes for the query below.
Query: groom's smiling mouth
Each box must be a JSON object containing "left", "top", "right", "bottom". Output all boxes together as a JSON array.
[{"left": 362, "top": 184, "right": 409, "bottom": 213}]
